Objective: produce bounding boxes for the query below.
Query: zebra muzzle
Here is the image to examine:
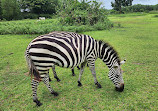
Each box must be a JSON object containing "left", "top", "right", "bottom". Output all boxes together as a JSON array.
[{"left": 115, "top": 83, "right": 124, "bottom": 92}]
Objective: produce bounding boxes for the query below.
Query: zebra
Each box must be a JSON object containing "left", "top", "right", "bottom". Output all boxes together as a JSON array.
[{"left": 25, "top": 31, "right": 126, "bottom": 106}]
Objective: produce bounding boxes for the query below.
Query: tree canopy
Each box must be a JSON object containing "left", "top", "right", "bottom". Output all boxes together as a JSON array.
[
  {"left": 1, "top": 0, "right": 21, "bottom": 20},
  {"left": 19, "top": 0, "right": 58, "bottom": 14},
  {"left": 111, "top": 0, "right": 133, "bottom": 13}
]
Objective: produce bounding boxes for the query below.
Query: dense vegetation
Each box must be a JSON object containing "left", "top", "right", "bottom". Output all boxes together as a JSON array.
[
  {"left": 111, "top": 4, "right": 158, "bottom": 14},
  {"left": 122, "top": 4, "right": 158, "bottom": 13},
  {"left": 0, "top": 13, "right": 158, "bottom": 110},
  {"left": 111, "top": 0, "right": 133, "bottom": 13},
  {"left": 0, "top": 0, "right": 113, "bottom": 33},
  {"left": 0, "top": 16, "right": 113, "bottom": 34}
]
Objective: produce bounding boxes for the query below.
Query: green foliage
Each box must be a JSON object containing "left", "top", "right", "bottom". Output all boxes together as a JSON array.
[
  {"left": 0, "top": 0, "right": 112, "bottom": 32},
  {"left": 154, "top": 15, "right": 158, "bottom": 17},
  {"left": 22, "top": 13, "right": 52, "bottom": 19},
  {"left": 122, "top": 4, "right": 158, "bottom": 13},
  {"left": 0, "top": 19, "right": 58, "bottom": 34},
  {"left": 0, "top": 0, "right": 2, "bottom": 19},
  {"left": 19, "top": 0, "right": 59, "bottom": 14},
  {"left": 1, "top": 0, "right": 21, "bottom": 20},
  {"left": 154, "top": 4, "right": 158, "bottom": 10},
  {"left": 0, "top": 17, "right": 113, "bottom": 34},
  {"left": 57, "top": 0, "right": 112, "bottom": 30},
  {"left": 111, "top": 0, "right": 133, "bottom": 13},
  {"left": 0, "top": 0, "right": 113, "bottom": 34},
  {"left": 22, "top": 13, "right": 38, "bottom": 19}
]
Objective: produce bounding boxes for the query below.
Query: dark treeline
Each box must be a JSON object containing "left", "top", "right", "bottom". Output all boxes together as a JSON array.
[
  {"left": 122, "top": 4, "right": 158, "bottom": 13},
  {"left": 111, "top": 0, "right": 133, "bottom": 13},
  {"left": 0, "top": 0, "right": 59, "bottom": 20},
  {"left": 111, "top": 4, "right": 158, "bottom": 14}
]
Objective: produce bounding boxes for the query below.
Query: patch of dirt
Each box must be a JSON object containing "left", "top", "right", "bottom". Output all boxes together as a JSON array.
[{"left": 24, "top": 72, "right": 29, "bottom": 76}]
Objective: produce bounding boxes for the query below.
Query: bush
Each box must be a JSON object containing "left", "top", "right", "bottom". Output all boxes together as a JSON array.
[
  {"left": 38, "top": 14, "right": 52, "bottom": 19},
  {"left": 22, "top": 13, "right": 38, "bottom": 19},
  {"left": 110, "top": 10, "right": 121, "bottom": 14},
  {"left": 154, "top": 15, "right": 158, "bottom": 17},
  {"left": 149, "top": 11, "right": 158, "bottom": 14},
  {"left": 0, "top": 17, "right": 113, "bottom": 35},
  {"left": 57, "top": 0, "right": 112, "bottom": 30}
]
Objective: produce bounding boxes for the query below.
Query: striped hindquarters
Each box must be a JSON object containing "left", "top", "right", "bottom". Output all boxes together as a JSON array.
[{"left": 25, "top": 32, "right": 95, "bottom": 78}]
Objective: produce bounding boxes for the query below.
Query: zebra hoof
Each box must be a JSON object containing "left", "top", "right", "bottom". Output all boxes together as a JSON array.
[
  {"left": 77, "top": 66, "right": 80, "bottom": 70},
  {"left": 51, "top": 92, "right": 59, "bottom": 96},
  {"left": 34, "top": 99, "right": 42, "bottom": 106},
  {"left": 55, "top": 77, "right": 60, "bottom": 82},
  {"left": 36, "top": 102, "right": 42, "bottom": 106},
  {"left": 57, "top": 78, "right": 61, "bottom": 82},
  {"left": 95, "top": 82, "right": 102, "bottom": 88},
  {"left": 78, "top": 81, "right": 82, "bottom": 86},
  {"left": 72, "top": 73, "right": 76, "bottom": 76}
]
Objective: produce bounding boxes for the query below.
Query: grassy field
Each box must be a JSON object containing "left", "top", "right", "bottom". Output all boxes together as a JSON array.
[{"left": 0, "top": 13, "right": 158, "bottom": 110}]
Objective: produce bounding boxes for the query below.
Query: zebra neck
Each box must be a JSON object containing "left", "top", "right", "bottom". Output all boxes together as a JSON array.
[{"left": 97, "top": 40, "right": 120, "bottom": 68}]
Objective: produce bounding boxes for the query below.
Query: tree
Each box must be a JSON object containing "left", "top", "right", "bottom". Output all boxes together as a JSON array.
[
  {"left": 0, "top": 0, "right": 2, "bottom": 19},
  {"left": 58, "top": 0, "right": 109, "bottom": 26},
  {"left": 1, "top": 0, "right": 21, "bottom": 20},
  {"left": 111, "top": 0, "right": 133, "bottom": 13},
  {"left": 19, "top": 0, "right": 59, "bottom": 14}
]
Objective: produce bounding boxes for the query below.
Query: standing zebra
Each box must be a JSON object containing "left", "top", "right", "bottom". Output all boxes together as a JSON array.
[{"left": 25, "top": 31, "right": 126, "bottom": 106}]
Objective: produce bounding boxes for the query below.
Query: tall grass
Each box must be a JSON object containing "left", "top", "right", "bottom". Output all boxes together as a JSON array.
[{"left": 0, "top": 17, "right": 113, "bottom": 34}]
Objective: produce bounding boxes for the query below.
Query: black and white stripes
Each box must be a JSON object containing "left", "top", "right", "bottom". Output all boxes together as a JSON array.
[{"left": 25, "top": 31, "right": 126, "bottom": 106}]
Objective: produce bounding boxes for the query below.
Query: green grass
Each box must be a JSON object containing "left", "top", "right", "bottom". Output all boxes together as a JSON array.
[{"left": 0, "top": 13, "right": 158, "bottom": 110}]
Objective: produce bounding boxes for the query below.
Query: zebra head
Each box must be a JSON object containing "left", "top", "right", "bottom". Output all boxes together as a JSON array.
[{"left": 108, "top": 60, "right": 126, "bottom": 92}]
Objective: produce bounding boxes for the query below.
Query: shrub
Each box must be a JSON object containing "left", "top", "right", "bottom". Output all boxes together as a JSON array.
[
  {"left": 38, "top": 14, "right": 52, "bottom": 19},
  {"left": 22, "top": 13, "right": 38, "bottom": 19},
  {"left": 154, "top": 15, "right": 158, "bottom": 17},
  {"left": 57, "top": 0, "right": 112, "bottom": 30}
]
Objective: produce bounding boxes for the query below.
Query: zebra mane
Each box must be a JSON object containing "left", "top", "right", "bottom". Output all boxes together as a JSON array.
[{"left": 98, "top": 40, "right": 121, "bottom": 65}]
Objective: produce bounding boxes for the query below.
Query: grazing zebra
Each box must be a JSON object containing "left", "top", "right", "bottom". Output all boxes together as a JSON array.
[{"left": 25, "top": 31, "right": 126, "bottom": 106}]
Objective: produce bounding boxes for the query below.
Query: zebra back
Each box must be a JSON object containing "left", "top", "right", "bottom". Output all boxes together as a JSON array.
[{"left": 25, "top": 32, "right": 95, "bottom": 78}]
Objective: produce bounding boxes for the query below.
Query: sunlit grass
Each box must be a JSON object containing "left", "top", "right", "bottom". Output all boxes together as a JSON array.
[{"left": 0, "top": 13, "right": 158, "bottom": 110}]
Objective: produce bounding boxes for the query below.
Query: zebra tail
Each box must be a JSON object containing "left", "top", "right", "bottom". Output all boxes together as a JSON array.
[{"left": 25, "top": 49, "right": 41, "bottom": 81}]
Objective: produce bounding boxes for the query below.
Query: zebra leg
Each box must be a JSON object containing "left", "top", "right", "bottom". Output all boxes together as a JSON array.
[
  {"left": 31, "top": 79, "right": 42, "bottom": 106},
  {"left": 42, "top": 75, "right": 59, "bottom": 96},
  {"left": 49, "top": 76, "right": 52, "bottom": 82},
  {"left": 72, "top": 66, "right": 80, "bottom": 76},
  {"left": 78, "top": 62, "right": 87, "bottom": 86},
  {"left": 72, "top": 68, "right": 75, "bottom": 76},
  {"left": 77, "top": 66, "right": 80, "bottom": 70},
  {"left": 48, "top": 70, "right": 52, "bottom": 82},
  {"left": 89, "top": 66, "right": 102, "bottom": 88},
  {"left": 52, "top": 65, "right": 60, "bottom": 82}
]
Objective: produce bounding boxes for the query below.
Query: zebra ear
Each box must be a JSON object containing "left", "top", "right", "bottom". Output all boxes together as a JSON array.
[{"left": 120, "top": 59, "right": 126, "bottom": 65}]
